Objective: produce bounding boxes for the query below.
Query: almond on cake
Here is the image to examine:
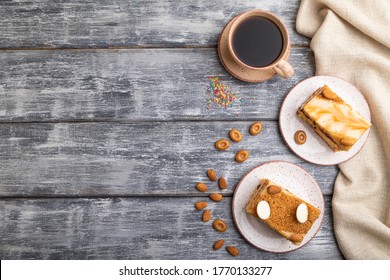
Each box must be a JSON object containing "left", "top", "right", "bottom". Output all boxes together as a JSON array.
[{"left": 245, "top": 178, "right": 321, "bottom": 245}]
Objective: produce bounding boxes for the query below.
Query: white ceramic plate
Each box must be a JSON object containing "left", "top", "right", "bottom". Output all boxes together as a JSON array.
[
  {"left": 232, "top": 161, "right": 324, "bottom": 253},
  {"left": 279, "top": 76, "right": 371, "bottom": 165}
]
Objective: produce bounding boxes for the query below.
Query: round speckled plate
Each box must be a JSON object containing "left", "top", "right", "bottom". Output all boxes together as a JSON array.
[
  {"left": 217, "top": 16, "right": 290, "bottom": 83},
  {"left": 279, "top": 76, "right": 371, "bottom": 165},
  {"left": 232, "top": 161, "right": 324, "bottom": 253}
]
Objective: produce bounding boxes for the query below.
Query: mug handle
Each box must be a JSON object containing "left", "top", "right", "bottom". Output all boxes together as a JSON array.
[{"left": 273, "top": 60, "right": 294, "bottom": 79}]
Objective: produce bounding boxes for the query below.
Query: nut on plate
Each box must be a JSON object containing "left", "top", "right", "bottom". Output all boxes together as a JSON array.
[{"left": 294, "top": 130, "right": 307, "bottom": 145}]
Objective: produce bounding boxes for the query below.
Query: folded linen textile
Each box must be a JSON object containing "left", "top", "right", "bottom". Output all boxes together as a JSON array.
[{"left": 296, "top": 0, "right": 390, "bottom": 259}]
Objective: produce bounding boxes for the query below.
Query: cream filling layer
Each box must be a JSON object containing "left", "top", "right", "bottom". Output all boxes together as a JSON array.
[{"left": 303, "top": 97, "right": 371, "bottom": 140}]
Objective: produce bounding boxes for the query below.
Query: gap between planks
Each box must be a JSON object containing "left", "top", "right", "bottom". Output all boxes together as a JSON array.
[
  {"left": 0, "top": 194, "right": 333, "bottom": 200},
  {"left": 0, "top": 118, "right": 278, "bottom": 124},
  {"left": 0, "top": 44, "right": 308, "bottom": 52}
]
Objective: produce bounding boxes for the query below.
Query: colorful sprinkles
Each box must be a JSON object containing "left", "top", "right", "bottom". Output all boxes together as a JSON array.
[{"left": 206, "top": 76, "right": 245, "bottom": 110}]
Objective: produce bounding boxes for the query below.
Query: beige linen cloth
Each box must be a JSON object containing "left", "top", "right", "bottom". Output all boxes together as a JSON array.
[{"left": 296, "top": 0, "right": 390, "bottom": 259}]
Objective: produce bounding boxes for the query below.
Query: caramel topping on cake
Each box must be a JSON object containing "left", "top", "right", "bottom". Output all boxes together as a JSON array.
[
  {"left": 298, "top": 85, "right": 371, "bottom": 151},
  {"left": 303, "top": 97, "right": 370, "bottom": 138}
]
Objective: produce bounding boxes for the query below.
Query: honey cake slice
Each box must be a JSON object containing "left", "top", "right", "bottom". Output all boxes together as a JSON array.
[
  {"left": 245, "top": 178, "right": 321, "bottom": 245},
  {"left": 297, "top": 85, "right": 371, "bottom": 152}
]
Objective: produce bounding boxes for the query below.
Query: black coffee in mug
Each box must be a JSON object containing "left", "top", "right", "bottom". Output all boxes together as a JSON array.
[{"left": 232, "top": 16, "right": 283, "bottom": 67}]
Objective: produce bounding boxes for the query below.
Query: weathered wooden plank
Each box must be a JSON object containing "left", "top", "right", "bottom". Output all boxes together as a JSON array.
[
  {"left": 0, "top": 48, "right": 314, "bottom": 122},
  {"left": 0, "top": 121, "right": 337, "bottom": 197},
  {"left": 0, "top": 196, "right": 342, "bottom": 259},
  {"left": 0, "top": 0, "right": 308, "bottom": 49}
]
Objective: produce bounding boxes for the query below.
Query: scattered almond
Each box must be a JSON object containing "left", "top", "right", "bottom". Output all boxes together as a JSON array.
[
  {"left": 226, "top": 246, "right": 239, "bottom": 257},
  {"left": 195, "top": 201, "right": 208, "bottom": 210},
  {"left": 196, "top": 182, "right": 208, "bottom": 192},
  {"left": 215, "top": 139, "right": 230, "bottom": 151},
  {"left": 210, "top": 193, "right": 223, "bottom": 202},
  {"left": 267, "top": 185, "right": 282, "bottom": 195},
  {"left": 249, "top": 122, "right": 262, "bottom": 135},
  {"left": 207, "top": 169, "right": 217, "bottom": 181},
  {"left": 213, "top": 239, "right": 225, "bottom": 250},
  {"left": 213, "top": 219, "right": 227, "bottom": 232},
  {"left": 229, "top": 129, "right": 242, "bottom": 142},
  {"left": 235, "top": 150, "right": 249, "bottom": 163},
  {"left": 218, "top": 177, "right": 228, "bottom": 189},
  {"left": 202, "top": 210, "right": 211, "bottom": 222}
]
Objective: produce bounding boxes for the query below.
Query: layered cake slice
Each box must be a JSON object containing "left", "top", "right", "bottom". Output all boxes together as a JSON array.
[
  {"left": 297, "top": 85, "right": 371, "bottom": 152},
  {"left": 245, "top": 178, "right": 321, "bottom": 245}
]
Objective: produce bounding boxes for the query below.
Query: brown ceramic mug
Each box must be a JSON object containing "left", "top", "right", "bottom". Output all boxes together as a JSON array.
[{"left": 228, "top": 10, "right": 294, "bottom": 79}]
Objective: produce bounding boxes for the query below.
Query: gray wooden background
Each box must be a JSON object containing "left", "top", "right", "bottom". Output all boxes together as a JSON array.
[{"left": 0, "top": 0, "right": 343, "bottom": 259}]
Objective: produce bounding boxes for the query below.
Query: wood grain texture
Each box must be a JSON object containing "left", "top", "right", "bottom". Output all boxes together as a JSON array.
[
  {"left": 0, "top": 196, "right": 342, "bottom": 259},
  {"left": 0, "top": 48, "right": 314, "bottom": 122},
  {"left": 0, "top": 0, "right": 308, "bottom": 49},
  {"left": 0, "top": 0, "right": 342, "bottom": 260},
  {"left": 0, "top": 121, "right": 337, "bottom": 197}
]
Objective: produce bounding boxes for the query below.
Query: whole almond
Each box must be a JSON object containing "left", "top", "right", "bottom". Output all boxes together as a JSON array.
[
  {"left": 195, "top": 201, "right": 208, "bottom": 210},
  {"left": 202, "top": 210, "right": 211, "bottom": 222},
  {"left": 290, "top": 233, "right": 304, "bottom": 243},
  {"left": 213, "top": 219, "right": 227, "bottom": 232},
  {"left": 196, "top": 182, "right": 208, "bottom": 192},
  {"left": 218, "top": 177, "right": 228, "bottom": 189},
  {"left": 226, "top": 246, "right": 239, "bottom": 257},
  {"left": 267, "top": 185, "right": 282, "bottom": 195},
  {"left": 257, "top": 200, "right": 271, "bottom": 220},
  {"left": 296, "top": 203, "right": 308, "bottom": 224},
  {"left": 213, "top": 239, "right": 225, "bottom": 250},
  {"left": 207, "top": 169, "right": 217, "bottom": 181},
  {"left": 210, "top": 193, "right": 223, "bottom": 202},
  {"left": 322, "top": 87, "right": 337, "bottom": 100},
  {"left": 340, "top": 137, "right": 355, "bottom": 146}
]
